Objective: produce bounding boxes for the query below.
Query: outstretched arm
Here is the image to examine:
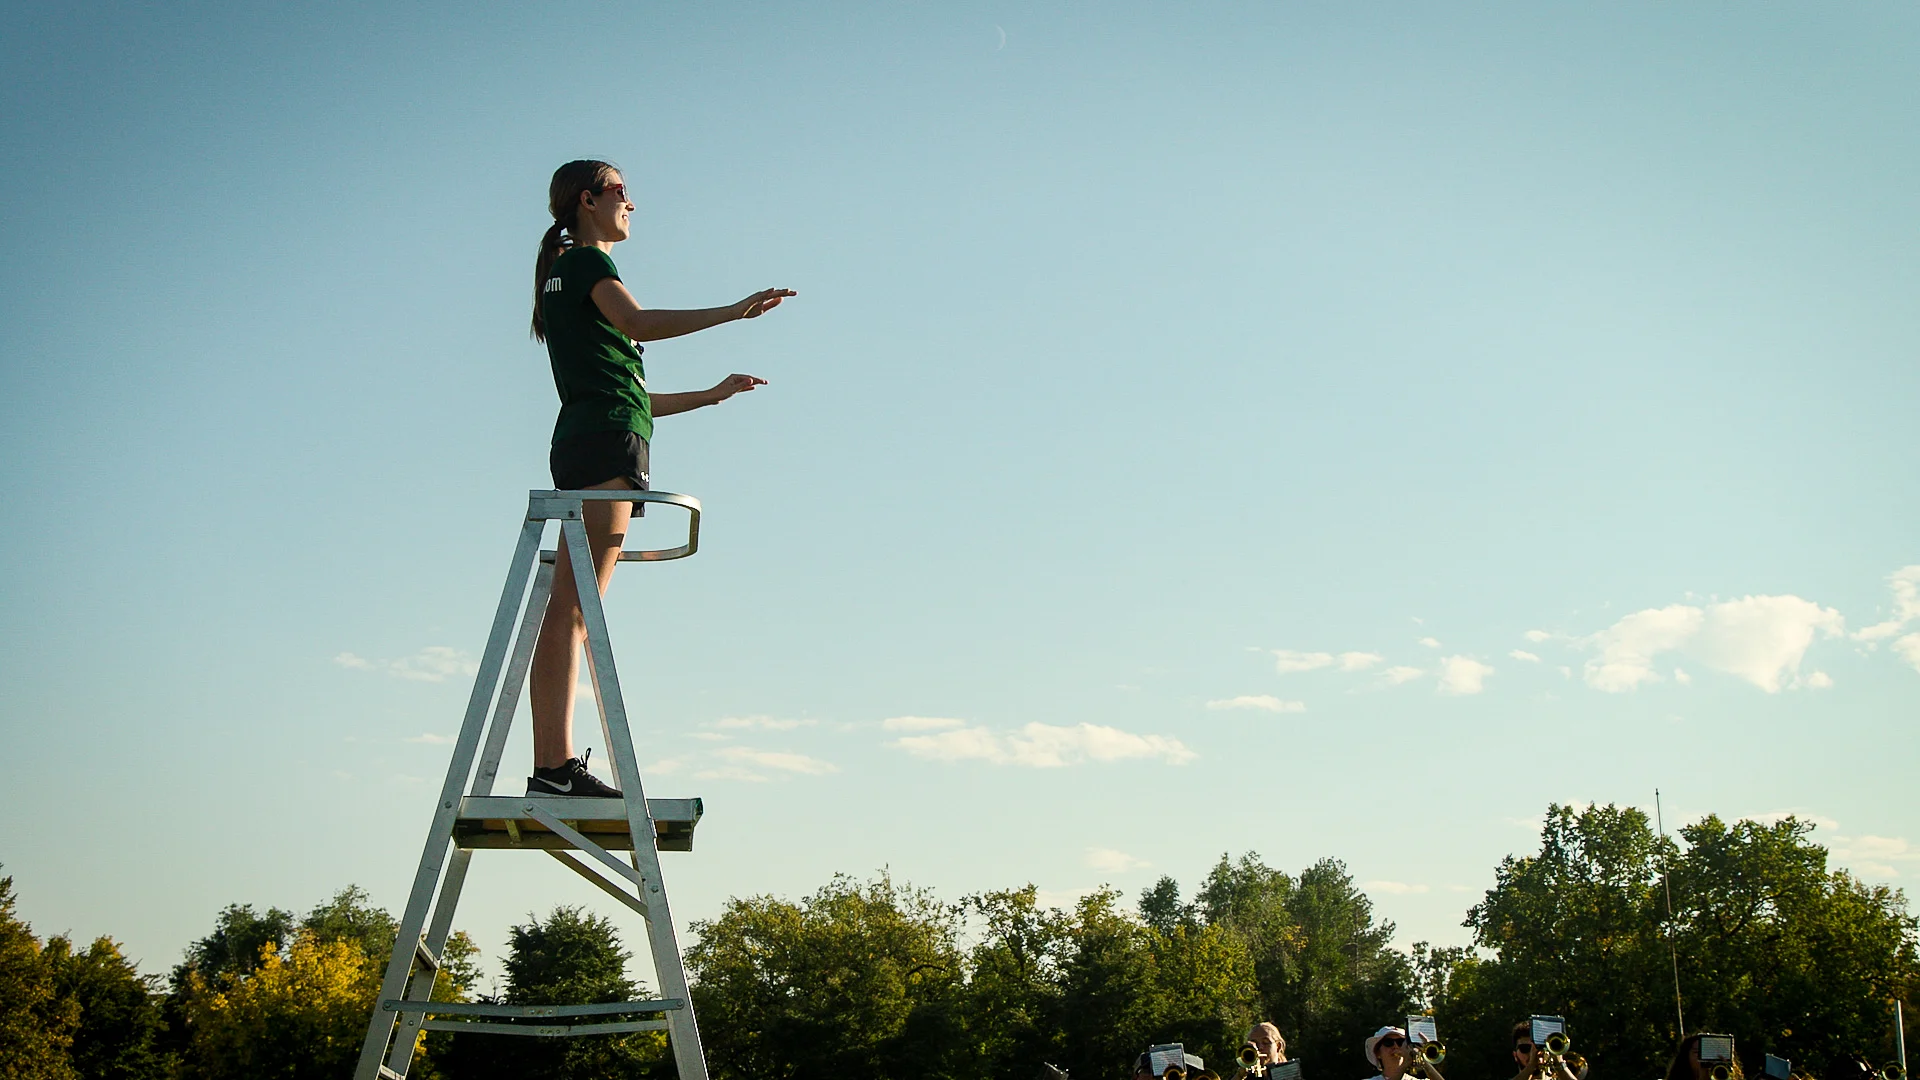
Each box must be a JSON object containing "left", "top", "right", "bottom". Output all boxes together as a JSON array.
[
  {"left": 652, "top": 373, "right": 767, "bottom": 417},
  {"left": 591, "top": 279, "right": 795, "bottom": 343}
]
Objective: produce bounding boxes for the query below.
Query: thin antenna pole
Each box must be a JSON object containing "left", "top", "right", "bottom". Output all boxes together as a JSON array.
[
  {"left": 1896, "top": 999, "right": 1906, "bottom": 1072},
  {"left": 1657, "top": 789, "right": 1686, "bottom": 1036}
]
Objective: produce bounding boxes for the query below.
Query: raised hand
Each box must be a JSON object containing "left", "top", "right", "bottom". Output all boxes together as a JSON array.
[
  {"left": 738, "top": 288, "right": 796, "bottom": 319},
  {"left": 708, "top": 373, "right": 767, "bottom": 403}
]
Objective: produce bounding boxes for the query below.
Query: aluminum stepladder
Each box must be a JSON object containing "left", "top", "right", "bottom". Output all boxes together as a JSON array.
[{"left": 354, "top": 489, "right": 711, "bottom": 1080}]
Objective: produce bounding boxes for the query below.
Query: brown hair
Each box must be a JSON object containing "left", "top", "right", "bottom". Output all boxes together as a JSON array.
[
  {"left": 531, "top": 159, "right": 620, "bottom": 341},
  {"left": 1512, "top": 1021, "right": 1533, "bottom": 1049}
]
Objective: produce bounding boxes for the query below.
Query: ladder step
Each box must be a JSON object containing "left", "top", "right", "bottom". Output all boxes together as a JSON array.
[
  {"left": 413, "top": 939, "right": 439, "bottom": 971},
  {"left": 418, "top": 1017, "right": 671, "bottom": 1038},
  {"left": 379, "top": 1067, "right": 404, "bottom": 1080},
  {"left": 452, "top": 796, "right": 701, "bottom": 852},
  {"left": 384, "top": 997, "right": 683, "bottom": 1019}
]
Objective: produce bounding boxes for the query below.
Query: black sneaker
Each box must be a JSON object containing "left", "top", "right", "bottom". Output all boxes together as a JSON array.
[{"left": 526, "top": 748, "right": 623, "bottom": 798}]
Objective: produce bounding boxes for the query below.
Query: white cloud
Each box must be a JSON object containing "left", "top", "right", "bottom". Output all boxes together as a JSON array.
[
  {"left": 1805, "top": 671, "right": 1833, "bottom": 689},
  {"left": 1273, "top": 650, "right": 1335, "bottom": 673},
  {"left": 644, "top": 756, "right": 688, "bottom": 775},
  {"left": 1085, "top": 847, "right": 1151, "bottom": 873},
  {"left": 1033, "top": 888, "right": 1100, "bottom": 910},
  {"left": 693, "top": 766, "right": 768, "bottom": 783},
  {"left": 403, "top": 733, "right": 454, "bottom": 745},
  {"left": 1339, "top": 652, "right": 1384, "bottom": 671},
  {"left": 1585, "top": 604, "right": 1703, "bottom": 691},
  {"left": 1205, "top": 695, "right": 1306, "bottom": 713},
  {"left": 1364, "top": 880, "right": 1430, "bottom": 895},
  {"left": 335, "top": 646, "right": 479, "bottom": 684},
  {"left": 714, "top": 716, "right": 814, "bottom": 731},
  {"left": 1694, "top": 595, "right": 1845, "bottom": 692},
  {"left": 1524, "top": 629, "right": 1553, "bottom": 643},
  {"left": 1854, "top": 566, "right": 1920, "bottom": 642},
  {"left": 1743, "top": 810, "right": 1840, "bottom": 830},
  {"left": 1382, "top": 666, "right": 1424, "bottom": 686},
  {"left": 1582, "top": 596, "right": 1843, "bottom": 693},
  {"left": 1894, "top": 634, "right": 1920, "bottom": 673},
  {"left": 1418, "top": 637, "right": 1441, "bottom": 649},
  {"left": 893, "top": 722, "right": 1195, "bottom": 768},
  {"left": 1674, "top": 668, "right": 1693, "bottom": 685},
  {"left": 1830, "top": 834, "right": 1920, "bottom": 879},
  {"left": 881, "top": 716, "right": 969, "bottom": 732},
  {"left": 1437, "top": 656, "right": 1494, "bottom": 695},
  {"left": 715, "top": 747, "right": 838, "bottom": 775},
  {"left": 1509, "top": 650, "right": 1540, "bottom": 663},
  {"left": 688, "top": 732, "right": 731, "bottom": 742}
]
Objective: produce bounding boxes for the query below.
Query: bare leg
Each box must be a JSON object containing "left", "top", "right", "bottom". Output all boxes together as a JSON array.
[{"left": 530, "top": 479, "right": 635, "bottom": 770}]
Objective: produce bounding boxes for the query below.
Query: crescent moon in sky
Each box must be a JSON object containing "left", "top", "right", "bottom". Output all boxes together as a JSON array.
[{"left": 995, "top": 25, "right": 1007, "bottom": 50}]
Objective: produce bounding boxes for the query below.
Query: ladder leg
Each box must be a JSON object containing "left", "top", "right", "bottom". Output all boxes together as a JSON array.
[
  {"left": 355, "top": 516, "right": 545, "bottom": 1080},
  {"left": 382, "top": 848, "right": 475, "bottom": 1077},
  {"left": 472, "top": 560, "right": 555, "bottom": 797},
  {"left": 562, "top": 518, "right": 710, "bottom": 1080}
]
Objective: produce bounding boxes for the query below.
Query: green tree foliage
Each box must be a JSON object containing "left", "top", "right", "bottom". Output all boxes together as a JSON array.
[
  {"left": 41, "top": 935, "right": 169, "bottom": 1080},
  {"left": 180, "top": 930, "right": 381, "bottom": 1079},
  {"left": 0, "top": 870, "right": 80, "bottom": 1080},
  {"left": 440, "top": 905, "right": 665, "bottom": 1080},
  {"left": 1438, "top": 804, "right": 1920, "bottom": 1080},
  {"left": 1187, "top": 854, "right": 1416, "bottom": 1072},
  {"left": 688, "top": 872, "right": 968, "bottom": 1079}
]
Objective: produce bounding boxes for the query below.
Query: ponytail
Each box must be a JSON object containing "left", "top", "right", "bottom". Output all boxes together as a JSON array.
[{"left": 531, "top": 159, "right": 619, "bottom": 342}]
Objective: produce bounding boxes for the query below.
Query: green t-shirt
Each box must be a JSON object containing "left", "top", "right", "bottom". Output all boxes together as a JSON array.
[{"left": 541, "top": 246, "right": 653, "bottom": 442}]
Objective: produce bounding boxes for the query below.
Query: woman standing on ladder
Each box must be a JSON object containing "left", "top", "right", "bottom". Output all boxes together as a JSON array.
[{"left": 527, "top": 158, "right": 794, "bottom": 798}]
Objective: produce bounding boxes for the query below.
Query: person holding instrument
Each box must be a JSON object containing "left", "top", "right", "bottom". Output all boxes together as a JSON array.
[
  {"left": 1664, "top": 1035, "right": 1746, "bottom": 1080},
  {"left": 1236, "top": 1022, "right": 1287, "bottom": 1077},
  {"left": 525, "top": 158, "right": 794, "bottom": 798},
  {"left": 1365, "top": 1026, "right": 1447, "bottom": 1080},
  {"left": 1510, "top": 1022, "right": 1579, "bottom": 1080}
]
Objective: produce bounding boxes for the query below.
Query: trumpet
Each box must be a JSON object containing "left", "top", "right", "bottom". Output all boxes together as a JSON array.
[
  {"left": 1407, "top": 1041, "right": 1446, "bottom": 1078},
  {"left": 1534, "top": 1032, "right": 1573, "bottom": 1079},
  {"left": 1709, "top": 1065, "right": 1733, "bottom": 1080},
  {"left": 1239, "top": 1044, "right": 1267, "bottom": 1077},
  {"left": 1562, "top": 1052, "right": 1587, "bottom": 1077},
  {"left": 1879, "top": 1065, "right": 1905, "bottom": 1080},
  {"left": 1163, "top": 1068, "right": 1186, "bottom": 1080}
]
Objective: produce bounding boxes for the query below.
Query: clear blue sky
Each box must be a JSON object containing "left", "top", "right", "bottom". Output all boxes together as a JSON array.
[{"left": 3, "top": 2, "right": 1917, "bottom": 993}]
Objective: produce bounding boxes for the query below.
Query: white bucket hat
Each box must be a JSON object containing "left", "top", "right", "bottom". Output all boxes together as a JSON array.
[{"left": 1366, "top": 1026, "right": 1409, "bottom": 1068}]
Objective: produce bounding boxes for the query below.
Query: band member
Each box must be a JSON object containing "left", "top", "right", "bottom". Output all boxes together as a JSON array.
[
  {"left": 1236, "top": 1022, "right": 1288, "bottom": 1076},
  {"left": 524, "top": 158, "right": 792, "bottom": 798},
  {"left": 1664, "top": 1035, "right": 1745, "bottom": 1080},
  {"left": 1511, "top": 1021, "right": 1578, "bottom": 1080},
  {"left": 1367, "top": 1025, "right": 1447, "bottom": 1080}
]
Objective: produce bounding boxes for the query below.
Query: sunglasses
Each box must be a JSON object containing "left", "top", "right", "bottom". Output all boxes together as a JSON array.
[
  {"left": 591, "top": 183, "right": 630, "bottom": 205},
  {"left": 1516, "top": 1044, "right": 1537, "bottom": 1053},
  {"left": 1380, "top": 1038, "right": 1408, "bottom": 1049}
]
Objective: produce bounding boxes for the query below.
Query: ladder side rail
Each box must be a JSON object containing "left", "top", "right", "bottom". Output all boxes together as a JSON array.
[
  {"left": 381, "top": 848, "right": 476, "bottom": 1078},
  {"left": 471, "top": 559, "right": 556, "bottom": 797},
  {"left": 561, "top": 516, "right": 712, "bottom": 1080},
  {"left": 354, "top": 515, "right": 546, "bottom": 1080}
]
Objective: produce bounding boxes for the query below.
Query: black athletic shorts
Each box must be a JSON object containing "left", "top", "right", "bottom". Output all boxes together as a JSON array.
[{"left": 550, "top": 430, "right": 651, "bottom": 514}]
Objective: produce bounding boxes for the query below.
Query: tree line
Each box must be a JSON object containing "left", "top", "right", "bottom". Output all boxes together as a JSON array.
[{"left": 2, "top": 804, "right": 1914, "bottom": 1080}]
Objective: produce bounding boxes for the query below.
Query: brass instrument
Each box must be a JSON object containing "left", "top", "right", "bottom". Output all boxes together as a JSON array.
[
  {"left": 1163, "top": 1066, "right": 1186, "bottom": 1080},
  {"left": 1534, "top": 1031, "right": 1573, "bottom": 1080},
  {"left": 1709, "top": 1065, "right": 1732, "bottom": 1080},
  {"left": 1239, "top": 1044, "right": 1267, "bottom": 1078},
  {"left": 1879, "top": 1065, "right": 1905, "bottom": 1080},
  {"left": 1406, "top": 1040, "right": 1446, "bottom": 1078},
  {"left": 1194, "top": 1072, "right": 1222, "bottom": 1080}
]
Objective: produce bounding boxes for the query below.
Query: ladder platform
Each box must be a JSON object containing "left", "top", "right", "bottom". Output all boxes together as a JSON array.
[{"left": 452, "top": 796, "right": 702, "bottom": 852}]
